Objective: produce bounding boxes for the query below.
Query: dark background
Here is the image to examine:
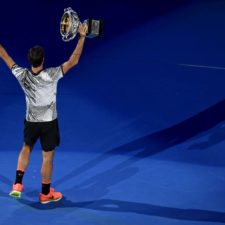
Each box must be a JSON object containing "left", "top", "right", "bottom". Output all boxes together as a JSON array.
[{"left": 1, "top": 0, "right": 225, "bottom": 153}]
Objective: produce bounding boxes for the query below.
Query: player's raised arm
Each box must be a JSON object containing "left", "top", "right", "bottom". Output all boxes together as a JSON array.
[
  {"left": 0, "top": 44, "right": 15, "bottom": 69},
  {"left": 62, "top": 23, "right": 87, "bottom": 74}
]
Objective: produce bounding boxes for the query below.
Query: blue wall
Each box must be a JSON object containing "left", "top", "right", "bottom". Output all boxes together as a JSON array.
[{"left": 1, "top": 0, "right": 225, "bottom": 153}]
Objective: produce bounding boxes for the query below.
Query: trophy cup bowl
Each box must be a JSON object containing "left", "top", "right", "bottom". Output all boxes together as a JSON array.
[
  {"left": 60, "top": 7, "right": 80, "bottom": 42},
  {"left": 60, "top": 7, "right": 103, "bottom": 42}
]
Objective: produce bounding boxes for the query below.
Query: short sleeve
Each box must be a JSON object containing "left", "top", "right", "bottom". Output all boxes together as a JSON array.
[
  {"left": 11, "top": 64, "right": 27, "bottom": 81},
  {"left": 46, "top": 66, "right": 63, "bottom": 82}
]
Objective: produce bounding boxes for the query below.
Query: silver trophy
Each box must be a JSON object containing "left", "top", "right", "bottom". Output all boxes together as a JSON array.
[{"left": 60, "top": 7, "right": 103, "bottom": 42}]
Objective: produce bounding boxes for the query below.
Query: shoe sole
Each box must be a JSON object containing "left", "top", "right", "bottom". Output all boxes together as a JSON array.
[
  {"left": 9, "top": 191, "right": 22, "bottom": 199},
  {"left": 40, "top": 196, "right": 62, "bottom": 204}
]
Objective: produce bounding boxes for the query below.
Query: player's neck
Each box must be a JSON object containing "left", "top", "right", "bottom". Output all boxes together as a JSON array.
[{"left": 31, "top": 65, "right": 43, "bottom": 74}]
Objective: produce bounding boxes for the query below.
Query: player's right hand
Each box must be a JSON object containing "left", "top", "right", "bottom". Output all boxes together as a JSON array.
[{"left": 78, "top": 23, "right": 88, "bottom": 37}]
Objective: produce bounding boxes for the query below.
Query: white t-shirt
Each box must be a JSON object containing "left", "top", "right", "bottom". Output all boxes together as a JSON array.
[{"left": 11, "top": 64, "right": 63, "bottom": 122}]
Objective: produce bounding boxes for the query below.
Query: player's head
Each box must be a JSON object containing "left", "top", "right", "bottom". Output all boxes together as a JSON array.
[{"left": 28, "top": 45, "right": 45, "bottom": 68}]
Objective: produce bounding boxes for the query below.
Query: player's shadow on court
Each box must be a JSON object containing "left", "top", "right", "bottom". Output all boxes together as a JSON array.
[
  {"left": 0, "top": 174, "right": 12, "bottom": 195},
  {"left": 0, "top": 174, "right": 11, "bottom": 186},
  {"left": 108, "top": 99, "right": 225, "bottom": 159},
  {"left": 54, "top": 99, "right": 225, "bottom": 186},
  {"left": 188, "top": 123, "right": 225, "bottom": 150},
  {"left": 18, "top": 198, "right": 225, "bottom": 223}
]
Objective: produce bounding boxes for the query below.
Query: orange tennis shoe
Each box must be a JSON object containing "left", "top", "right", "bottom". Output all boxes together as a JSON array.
[
  {"left": 39, "top": 187, "right": 62, "bottom": 204},
  {"left": 9, "top": 183, "right": 24, "bottom": 198}
]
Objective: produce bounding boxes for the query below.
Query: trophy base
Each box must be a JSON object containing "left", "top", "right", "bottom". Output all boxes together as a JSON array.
[{"left": 85, "top": 19, "right": 103, "bottom": 38}]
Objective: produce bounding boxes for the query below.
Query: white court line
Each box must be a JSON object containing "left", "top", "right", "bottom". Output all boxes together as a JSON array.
[{"left": 179, "top": 63, "right": 225, "bottom": 70}]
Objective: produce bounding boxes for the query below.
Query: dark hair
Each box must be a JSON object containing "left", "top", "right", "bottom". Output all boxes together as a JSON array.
[{"left": 28, "top": 45, "right": 45, "bottom": 68}]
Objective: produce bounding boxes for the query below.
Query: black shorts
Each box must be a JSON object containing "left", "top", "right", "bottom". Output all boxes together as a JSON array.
[{"left": 24, "top": 119, "right": 60, "bottom": 151}]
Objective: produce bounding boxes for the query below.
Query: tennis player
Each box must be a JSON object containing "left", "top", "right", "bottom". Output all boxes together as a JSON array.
[{"left": 0, "top": 23, "right": 87, "bottom": 204}]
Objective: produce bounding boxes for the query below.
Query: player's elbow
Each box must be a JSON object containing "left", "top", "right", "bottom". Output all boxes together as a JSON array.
[
  {"left": 65, "top": 61, "right": 77, "bottom": 71},
  {"left": 69, "top": 58, "right": 79, "bottom": 67},
  {"left": 73, "top": 59, "right": 79, "bottom": 66}
]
